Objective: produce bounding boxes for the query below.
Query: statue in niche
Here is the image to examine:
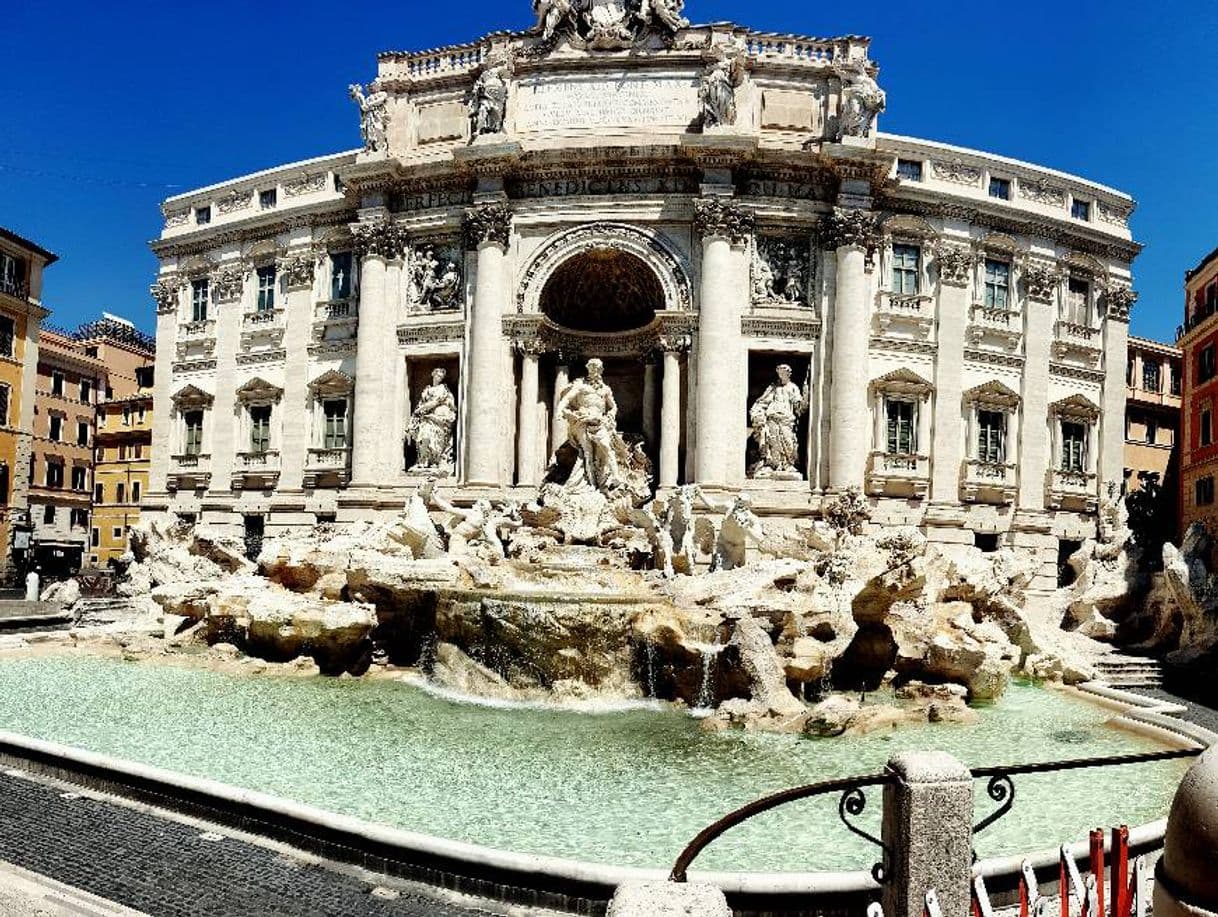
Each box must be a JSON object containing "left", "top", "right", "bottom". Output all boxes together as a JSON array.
[
  {"left": 748, "top": 364, "right": 810, "bottom": 480},
  {"left": 751, "top": 238, "right": 809, "bottom": 305},
  {"left": 411, "top": 246, "right": 462, "bottom": 311},
  {"left": 348, "top": 83, "right": 389, "bottom": 153},
  {"left": 557, "top": 358, "right": 623, "bottom": 493},
  {"left": 700, "top": 40, "right": 746, "bottom": 129},
  {"left": 405, "top": 368, "right": 457, "bottom": 474},
  {"left": 469, "top": 60, "right": 510, "bottom": 137},
  {"left": 834, "top": 58, "right": 886, "bottom": 140}
]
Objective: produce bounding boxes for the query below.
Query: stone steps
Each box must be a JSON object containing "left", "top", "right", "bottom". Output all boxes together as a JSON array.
[{"left": 1093, "top": 655, "right": 1165, "bottom": 688}]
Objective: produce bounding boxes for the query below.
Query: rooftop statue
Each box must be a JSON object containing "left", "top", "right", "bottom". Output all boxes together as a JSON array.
[
  {"left": 348, "top": 83, "right": 388, "bottom": 153},
  {"left": 533, "top": 0, "right": 688, "bottom": 49},
  {"left": 469, "top": 59, "right": 510, "bottom": 137},
  {"left": 834, "top": 58, "right": 886, "bottom": 140},
  {"left": 700, "top": 39, "right": 745, "bottom": 128}
]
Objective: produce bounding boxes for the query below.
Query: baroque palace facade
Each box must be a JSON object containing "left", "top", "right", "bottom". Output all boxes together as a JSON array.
[{"left": 147, "top": 3, "right": 1139, "bottom": 588}]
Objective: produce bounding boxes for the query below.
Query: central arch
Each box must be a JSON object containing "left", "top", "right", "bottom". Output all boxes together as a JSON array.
[{"left": 539, "top": 248, "right": 662, "bottom": 333}]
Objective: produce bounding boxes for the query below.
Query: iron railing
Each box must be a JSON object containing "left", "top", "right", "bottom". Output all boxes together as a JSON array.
[{"left": 670, "top": 747, "right": 1202, "bottom": 886}]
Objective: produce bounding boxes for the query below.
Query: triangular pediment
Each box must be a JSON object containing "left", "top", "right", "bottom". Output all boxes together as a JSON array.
[
  {"left": 308, "top": 369, "right": 354, "bottom": 397},
  {"left": 171, "top": 384, "right": 214, "bottom": 408},
  {"left": 964, "top": 380, "right": 1021, "bottom": 408},
  {"left": 870, "top": 367, "right": 934, "bottom": 396},
  {"left": 1049, "top": 393, "right": 1100, "bottom": 419},
  {"left": 235, "top": 376, "right": 284, "bottom": 403}
]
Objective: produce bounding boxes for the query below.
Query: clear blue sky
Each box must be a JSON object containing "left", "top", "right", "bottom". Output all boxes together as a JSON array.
[{"left": 1, "top": 0, "right": 1213, "bottom": 342}]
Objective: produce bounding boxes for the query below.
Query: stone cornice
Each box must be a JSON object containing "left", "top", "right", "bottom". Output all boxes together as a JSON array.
[{"left": 150, "top": 205, "right": 355, "bottom": 259}]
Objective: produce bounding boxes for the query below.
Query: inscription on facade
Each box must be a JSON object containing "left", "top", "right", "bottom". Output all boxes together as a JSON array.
[
  {"left": 509, "top": 175, "right": 698, "bottom": 199},
  {"left": 517, "top": 75, "right": 699, "bottom": 131}
]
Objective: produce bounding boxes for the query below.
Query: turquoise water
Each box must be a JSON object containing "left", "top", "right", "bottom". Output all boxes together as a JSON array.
[{"left": 0, "top": 655, "right": 1188, "bottom": 873}]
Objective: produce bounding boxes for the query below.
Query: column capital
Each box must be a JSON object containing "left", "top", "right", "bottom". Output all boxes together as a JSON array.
[
  {"left": 1104, "top": 286, "right": 1137, "bottom": 323},
  {"left": 277, "top": 251, "right": 317, "bottom": 290},
  {"left": 352, "top": 218, "right": 407, "bottom": 262},
  {"left": 151, "top": 280, "right": 179, "bottom": 315},
  {"left": 656, "top": 333, "right": 692, "bottom": 355},
  {"left": 821, "top": 207, "right": 880, "bottom": 253},
  {"left": 934, "top": 242, "right": 977, "bottom": 288},
  {"left": 464, "top": 202, "right": 513, "bottom": 250},
  {"left": 1021, "top": 259, "right": 1061, "bottom": 303},
  {"left": 693, "top": 197, "right": 754, "bottom": 246},
  {"left": 512, "top": 335, "right": 547, "bottom": 358}
]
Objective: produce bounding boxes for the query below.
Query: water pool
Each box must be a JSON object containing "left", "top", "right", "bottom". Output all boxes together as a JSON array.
[{"left": 0, "top": 655, "right": 1187, "bottom": 873}]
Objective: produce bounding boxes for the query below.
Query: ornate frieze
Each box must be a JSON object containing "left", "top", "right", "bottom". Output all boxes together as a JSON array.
[
  {"left": 217, "top": 190, "right": 253, "bottom": 215},
  {"left": 236, "top": 349, "right": 287, "bottom": 366},
  {"left": 507, "top": 172, "right": 699, "bottom": 200},
  {"left": 396, "top": 321, "right": 466, "bottom": 346},
  {"left": 935, "top": 243, "right": 977, "bottom": 288},
  {"left": 210, "top": 266, "right": 245, "bottom": 303},
  {"left": 1049, "top": 363, "right": 1106, "bottom": 384},
  {"left": 751, "top": 236, "right": 811, "bottom": 305},
  {"left": 408, "top": 242, "right": 464, "bottom": 311},
  {"left": 278, "top": 252, "right": 316, "bottom": 290},
  {"left": 353, "top": 219, "right": 408, "bottom": 261},
  {"left": 738, "top": 168, "right": 835, "bottom": 202},
  {"left": 284, "top": 172, "right": 328, "bottom": 197},
  {"left": 164, "top": 210, "right": 189, "bottom": 228},
  {"left": 1097, "top": 201, "right": 1133, "bottom": 229},
  {"left": 151, "top": 280, "right": 179, "bottom": 314},
  {"left": 1021, "top": 260, "right": 1061, "bottom": 302},
  {"left": 741, "top": 316, "right": 822, "bottom": 340},
  {"left": 964, "top": 348, "right": 1025, "bottom": 370},
  {"left": 821, "top": 208, "right": 879, "bottom": 253},
  {"left": 930, "top": 158, "right": 982, "bottom": 186},
  {"left": 463, "top": 203, "right": 513, "bottom": 249},
  {"left": 693, "top": 198, "right": 754, "bottom": 245},
  {"left": 1019, "top": 177, "right": 1067, "bottom": 207},
  {"left": 502, "top": 312, "right": 697, "bottom": 358},
  {"left": 1104, "top": 287, "right": 1137, "bottom": 323},
  {"left": 393, "top": 183, "right": 474, "bottom": 212}
]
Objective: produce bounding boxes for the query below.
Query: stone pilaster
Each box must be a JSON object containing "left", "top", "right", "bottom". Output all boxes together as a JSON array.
[
  {"left": 147, "top": 280, "right": 179, "bottom": 497},
  {"left": 207, "top": 262, "right": 246, "bottom": 501},
  {"left": 463, "top": 202, "right": 513, "bottom": 486},
  {"left": 1101, "top": 288, "right": 1135, "bottom": 488},
  {"left": 693, "top": 197, "right": 752, "bottom": 487},
  {"left": 277, "top": 252, "right": 317, "bottom": 492},
  {"left": 1016, "top": 260, "right": 1060, "bottom": 511},
  {"left": 824, "top": 208, "right": 878, "bottom": 492},
  {"left": 928, "top": 243, "right": 975, "bottom": 506}
]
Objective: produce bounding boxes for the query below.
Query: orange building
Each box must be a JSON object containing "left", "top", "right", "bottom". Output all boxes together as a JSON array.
[
  {"left": 1178, "top": 248, "right": 1218, "bottom": 539},
  {"left": 0, "top": 226, "right": 54, "bottom": 577},
  {"left": 1124, "top": 336, "right": 1181, "bottom": 494}
]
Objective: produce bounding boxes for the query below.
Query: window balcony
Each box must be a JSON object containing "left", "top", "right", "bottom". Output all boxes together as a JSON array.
[
  {"left": 873, "top": 293, "right": 934, "bottom": 339},
  {"left": 866, "top": 451, "right": 930, "bottom": 499},
  {"left": 243, "top": 308, "right": 286, "bottom": 329},
  {"left": 960, "top": 459, "right": 1017, "bottom": 505},
  {"left": 966, "top": 304, "right": 1022, "bottom": 351},
  {"left": 167, "top": 453, "right": 211, "bottom": 492},
  {"left": 1052, "top": 320, "right": 1102, "bottom": 364},
  {"left": 311, "top": 299, "right": 359, "bottom": 351},
  {"left": 240, "top": 309, "right": 287, "bottom": 352},
  {"left": 179, "top": 319, "right": 216, "bottom": 341},
  {"left": 1046, "top": 467, "right": 1099, "bottom": 513},
  {"left": 304, "top": 446, "right": 351, "bottom": 489},
  {"left": 0, "top": 277, "right": 30, "bottom": 302},
  {"left": 231, "top": 450, "right": 280, "bottom": 491},
  {"left": 176, "top": 320, "right": 217, "bottom": 362}
]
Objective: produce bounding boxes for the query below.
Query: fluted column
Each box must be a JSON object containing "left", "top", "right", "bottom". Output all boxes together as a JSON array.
[
  {"left": 929, "top": 243, "right": 975, "bottom": 503},
  {"left": 350, "top": 218, "right": 404, "bottom": 487},
  {"left": 516, "top": 345, "right": 541, "bottom": 486},
  {"left": 1101, "top": 288, "right": 1136, "bottom": 488},
  {"left": 659, "top": 342, "right": 686, "bottom": 488},
  {"left": 825, "top": 208, "right": 878, "bottom": 492},
  {"left": 463, "top": 203, "right": 513, "bottom": 487},
  {"left": 693, "top": 198, "right": 753, "bottom": 486}
]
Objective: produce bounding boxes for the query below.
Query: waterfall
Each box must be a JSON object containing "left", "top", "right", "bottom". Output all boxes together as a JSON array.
[
  {"left": 694, "top": 641, "right": 720, "bottom": 711},
  {"left": 644, "top": 642, "right": 658, "bottom": 698}
]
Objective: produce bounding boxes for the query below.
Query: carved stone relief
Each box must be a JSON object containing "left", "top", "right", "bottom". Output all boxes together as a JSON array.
[
  {"left": 532, "top": 0, "right": 688, "bottom": 51},
  {"left": 751, "top": 236, "right": 811, "bottom": 305},
  {"left": 409, "top": 242, "right": 464, "bottom": 312}
]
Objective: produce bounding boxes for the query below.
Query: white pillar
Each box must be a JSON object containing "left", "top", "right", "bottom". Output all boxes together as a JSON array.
[
  {"left": 382, "top": 258, "right": 405, "bottom": 479},
  {"left": 463, "top": 204, "right": 512, "bottom": 487},
  {"left": 351, "top": 252, "right": 388, "bottom": 487},
  {"left": 929, "top": 246, "right": 973, "bottom": 503},
  {"left": 660, "top": 348, "right": 683, "bottom": 488},
  {"left": 147, "top": 281, "right": 180, "bottom": 497},
  {"left": 828, "top": 236, "right": 872, "bottom": 491},
  {"left": 278, "top": 252, "right": 315, "bottom": 492},
  {"left": 1100, "top": 291, "right": 1134, "bottom": 488},
  {"left": 517, "top": 349, "right": 540, "bottom": 486},
  {"left": 552, "top": 361, "right": 570, "bottom": 456},
  {"left": 1017, "top": 273, "right": 1057, "bottom": 510}
]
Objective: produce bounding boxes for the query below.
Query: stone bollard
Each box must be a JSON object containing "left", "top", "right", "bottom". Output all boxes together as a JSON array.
[
  {"left": 1155, "top": 746, "right": 1218, "bottom": 917},
  {"left": 606, "top": 881, "right": 731, "bottom": 916},
  {"left": 881, "top": 751, "right": 975, "bottom": 917}
]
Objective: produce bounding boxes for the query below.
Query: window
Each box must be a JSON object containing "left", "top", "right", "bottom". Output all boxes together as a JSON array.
[
  {"left": 76, "top": 421, "right": 89, "bottom": 446},
  {"left": 136, "top": 366, "right": 154, "bottom": 388},
  {"left": 974, "top": 532, "right": 999, "bottom": 553},
  {"left": 259, "top": 188, "right": 277, "bottom": 209},
  {"left": 132, "top": 481, "right": 141, "bottom": 502},
  {"left": 91, "top": 528, "right": 99, "bottom": 547},
  {"left": 80, "top": 379, "right": 91, "bottom": 403},
  {"left": 116, "top": 483, "right": 126, "bottom": 503},
  {"left": 0, "top": 465, "right": 9, "bottom": 505},
  {"left": 70, "top": 508, "right": 88, "bottom": 530},
  {"left": 0, "top": 251, "right": 27, "bottom": 295},
  {"left": 886, "top": 399, "right": 917, "bottom": 455},
  {"left": 323, "top": 399, "right": 348, "bottom": 449},
  {"left": 0, "top": 383, "right": 9, "bottom": 427},
  {"left": 71, "top": 466, "right": 86, "bottom": 491},
  {"left": 0, "top": 315, "right": 13, "bottom": 358},
  {"left": 1202, "top": 409, "right": 1213, "bottom": 447},
  {"left": 43, "top": 505, "right": 55, "bottom": 525},
  {"left": 1171, "top": 365, "right": 1182, "bottom": 395},
  {"left": 112, "top": 527, "right": 123, "bottom": 540},
  {"left": 94, "top": 483, "right": 103, "bottom": 503},
  {"left": 1145, "top": 418, "right": 1158, "bottom": 444},
  {"left": 191, "top": 279, "right": 209, "bottom": 323},
  {"left": 51, "top": 370, "right": 64, "bottom": 396},
  {"left": 195, "top": 205, "right": 211, "bottom": 225},
  {"left": 891, "top": 244, "right": 920, "bottom": 295},
  {"left": 1200, "top": 345, "right": 1217, "bottom": 384},
  {"left": 1197, "top": 476, "right": 1216, "bottom": 506},
  {"left": 138, "top": 404, "right": 146, "bottom": 423},
  {"left": 983, "top": 259, "right": 1010, "bottom": 309},
  {"left": 331, "top": 251, "right": 353, "bottom": 300},
  {"left": 184, "top": 410, "right": 204, "bottom": 456},
  {"left": 1071, "top": 199, "right": 1091, "bottom": 221},
  {"left": 46, "top": 461, "right": 64, "bottom": 488},
  {"left": 896, "top": 159, "right": 923, "bottom": 181},
  {"left": 1143, "top": 360, "right": 1161, "bottom": 393},
  {"left": 134, "top": 444, "right": 143, "bottom": 459},
  {"left": 977, "top": 410, "right": 1006, "bottom": 464},
  {"left": 988, "top": 177, "right": 1011, "bottom": 200},
  {"left": 1061, "top": 421, "right": 1087, "bottom": 472},
  {"left": 256, "top": 265, "right": 276, "bottom": 312},
  {"left": 249, "top": 405, "right": 272, "bottom": 454},
  {"left": 85, "top": 346, "right": 97, "bottom": 357},
  {"left": 122, "top": 405, "right": 131, "bottom": 426},
  {"left": 48, "top": 415, "right": 62, "bottom": 442},
  {"left": 1067, "top": 277, "right": 1090, "bottom": 324}
]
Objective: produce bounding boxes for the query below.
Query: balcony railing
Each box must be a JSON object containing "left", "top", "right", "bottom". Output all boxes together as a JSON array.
[
  {"left": 179, "top": 319, "right": 216, "bottom": 341},
  {"left": 0, "top": 277, "right": 30, "bottom": 301},
  {"left": 961, "top": 459, "right": 1017, "bottom": 504},
  {"left": 243, "top": 308, "right": 286, "bottom": 328},
  {"left": 316, "top": 299, "right": 357, "bottom": 321},
  {"left": 307, "top": 447, "right": 350, "bottom": 469},
  {"left": 1047, "top": 467, "right": 1099, "bottom": 511},
  {"left": 237, "top": 450, "right": 280, "bottom": 470},
  {"left": 171, "top": 452, "right": 210, "bottom": 470},
  {"left": 874, "top": 293, "right": 934, "bottom": 338},
  {"left": 866, "top": 451, "right": 930, "bottom": 498},
  {"left": 967, "top": 304, "right": 1022, "bottom": 349},
  {"left": 1053, "top": 320, "right": 1102, "bottom": 362}
]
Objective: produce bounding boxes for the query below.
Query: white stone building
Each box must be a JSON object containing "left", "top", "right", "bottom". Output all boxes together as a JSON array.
[{"left": 147, "top": 5, "right": 1139, "bottom": 588}]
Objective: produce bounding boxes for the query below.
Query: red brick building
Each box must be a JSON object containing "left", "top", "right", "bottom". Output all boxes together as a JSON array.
[{"left": 1177, "top": 247, "right": 1218, "bottom": 537}]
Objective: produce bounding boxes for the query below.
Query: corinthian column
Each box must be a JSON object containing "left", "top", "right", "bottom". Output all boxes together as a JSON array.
[
  {"left": 463, "top": 203, "right": 513, "bottom": 487},
  {"left": 825, "top": 208, "right": 878, "bottom": 492},
  {"left": 693, "top": 197, "right": 753, "bottom": 486},
  {"left": 929, "top": 242, "right": 976, "bottom": 504},
  {"left": 351, "top": 218, "right": 405, "bottom": 487},
  {"left": 658, "top": 337, "right": 688, "bottom": 489},
  {"left": 516, "top": 341, "right": 542, "bottom": 487}
]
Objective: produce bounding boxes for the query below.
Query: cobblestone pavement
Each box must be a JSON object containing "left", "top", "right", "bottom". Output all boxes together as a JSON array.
[{"left": 0, "top": 770, "right": 521, "bottom": 917}]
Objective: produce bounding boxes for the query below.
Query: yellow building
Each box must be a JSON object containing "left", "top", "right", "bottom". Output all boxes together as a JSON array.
[
  {"left": 0, "top": 226, "right": 54, "bottom": 577},
  {"left": 84, "top": 316, "right": 154, "bottom": 566}
]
